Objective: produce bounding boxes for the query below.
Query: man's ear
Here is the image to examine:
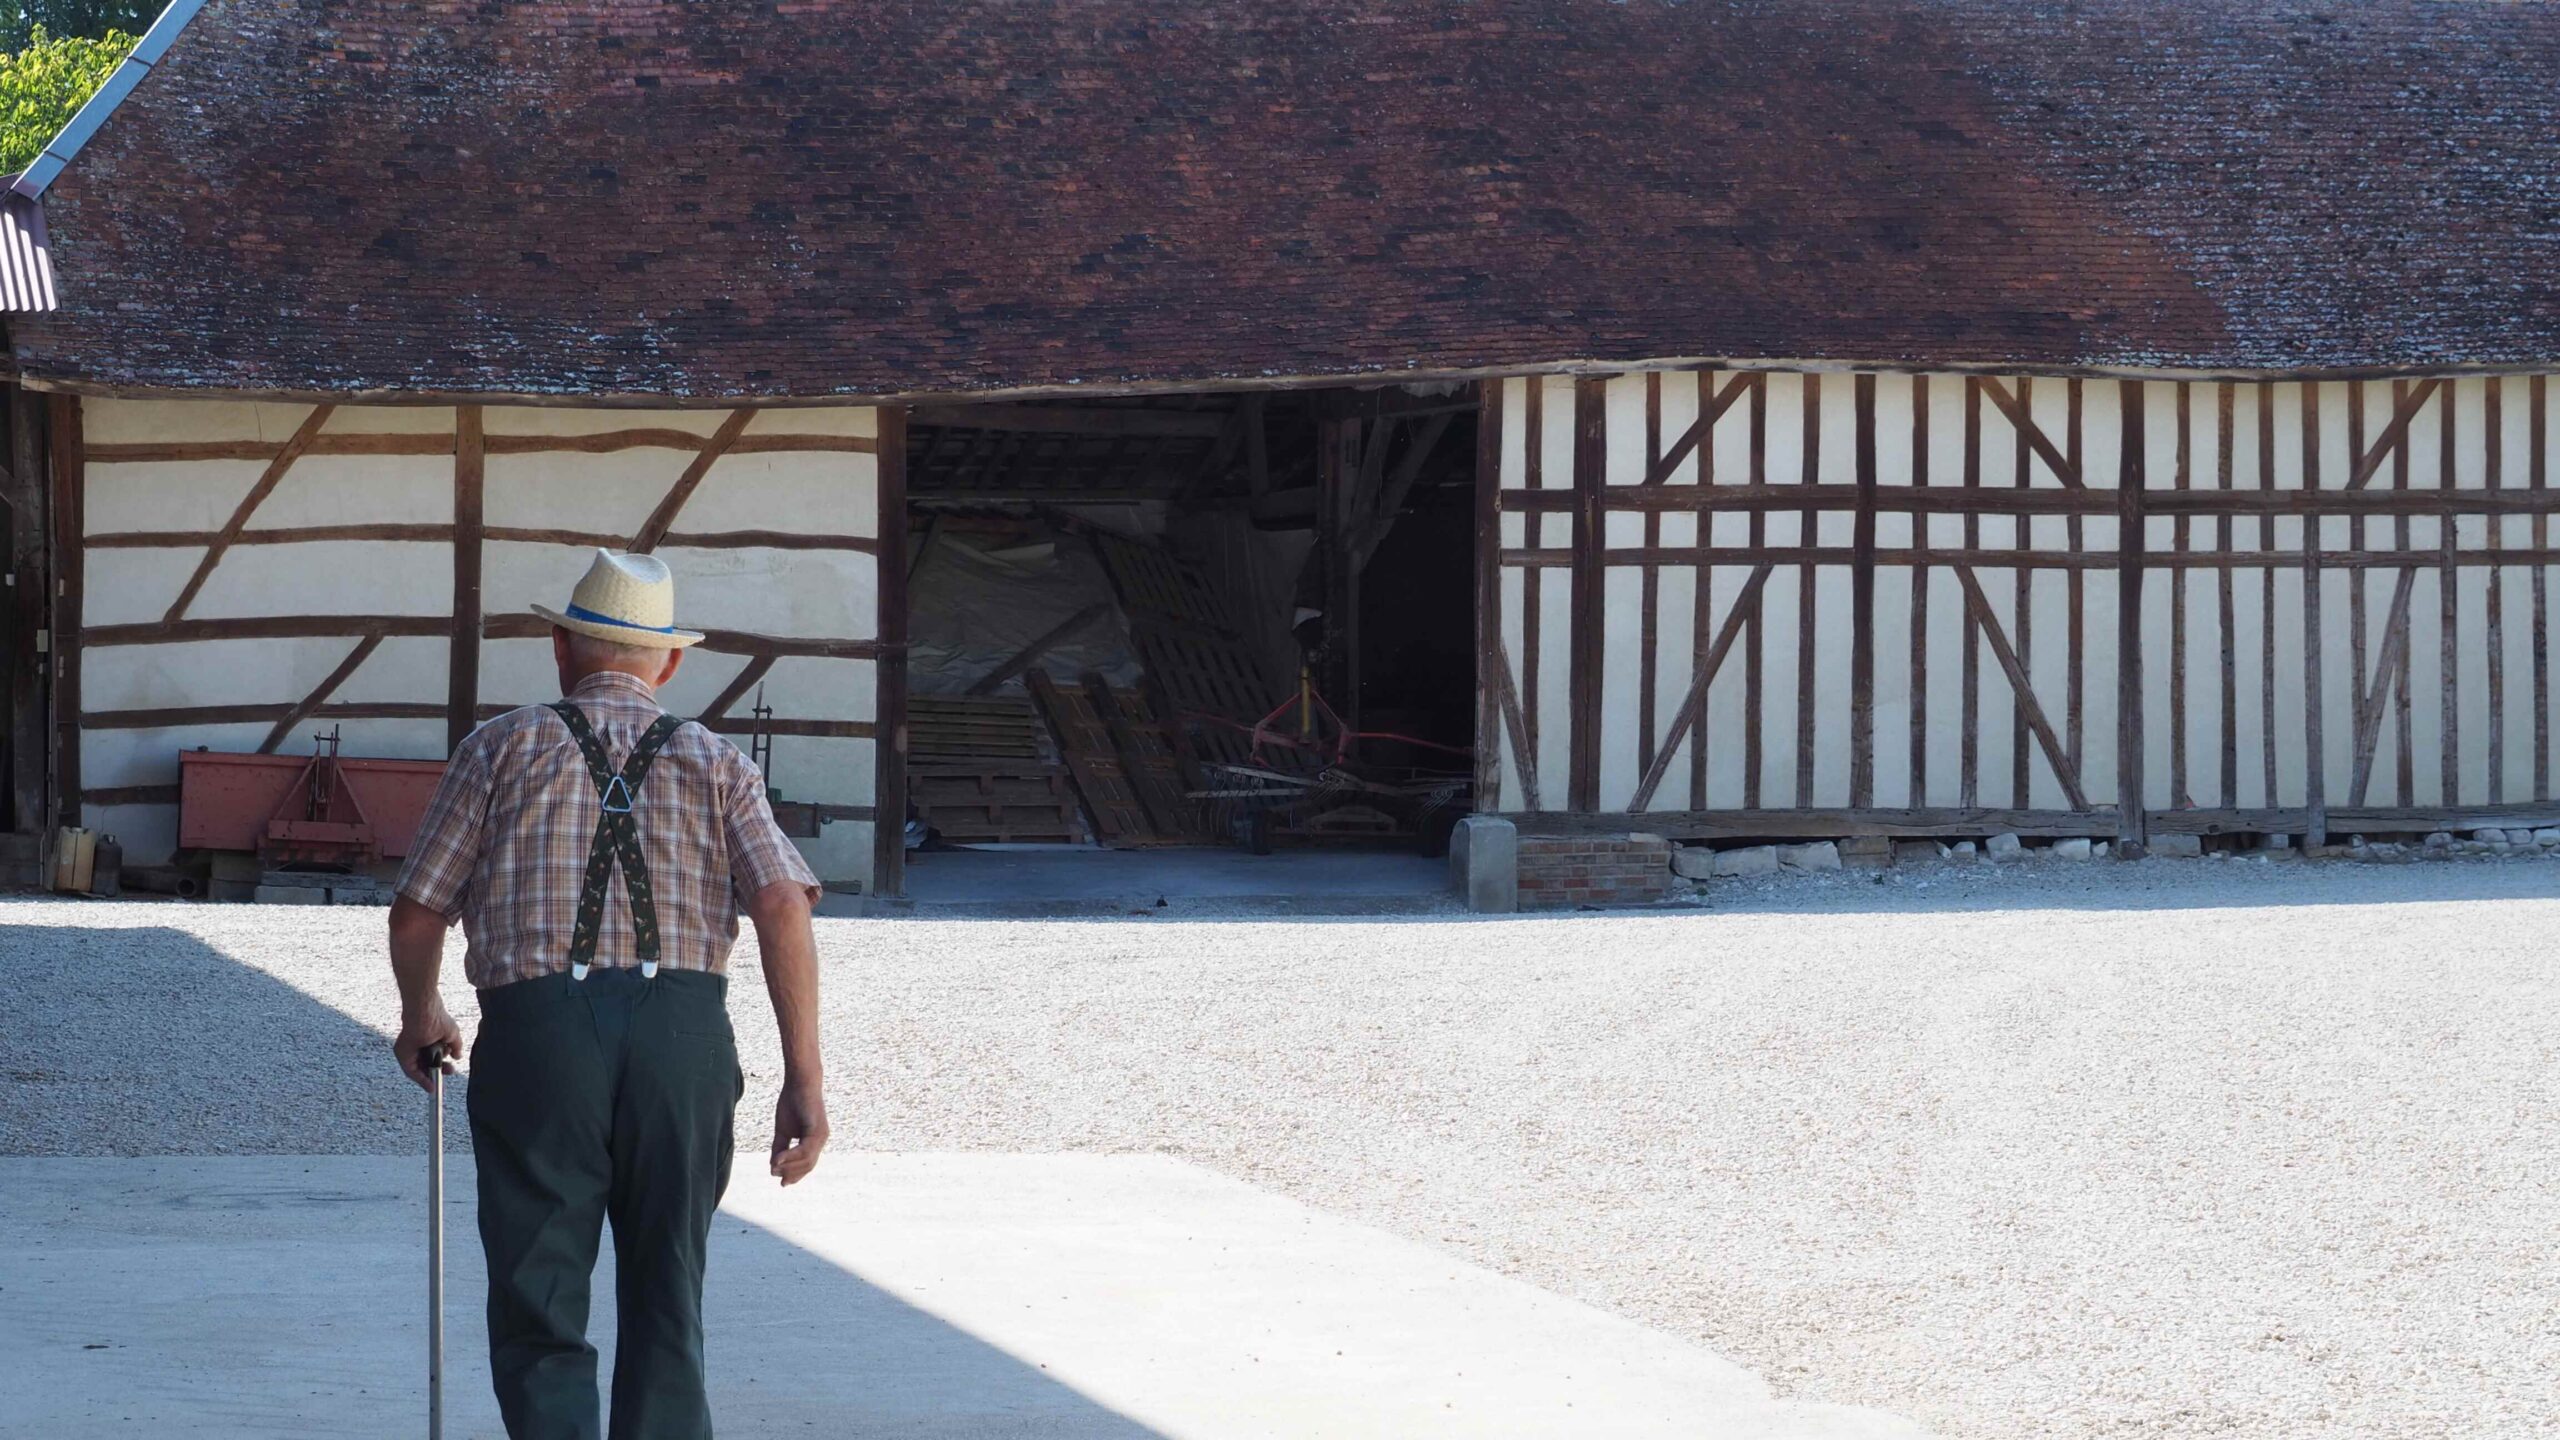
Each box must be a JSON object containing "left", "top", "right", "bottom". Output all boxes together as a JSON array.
[{"left": 657, "top": 648, "right": 685, "bottom": 688}]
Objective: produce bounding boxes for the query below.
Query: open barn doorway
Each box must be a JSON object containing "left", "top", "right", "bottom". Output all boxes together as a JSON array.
[{"left": 889, "top": 385, "right": 1478, "bottom": 907}]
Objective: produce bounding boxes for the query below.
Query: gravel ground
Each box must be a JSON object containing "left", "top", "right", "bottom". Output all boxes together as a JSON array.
[{"left": 5, "top": 856, "right": 2558, "bottom": 1440}]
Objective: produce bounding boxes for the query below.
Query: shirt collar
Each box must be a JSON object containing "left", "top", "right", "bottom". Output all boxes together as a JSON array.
[{"left": 570, "top": 669, "right": 660, "bottom": 704}]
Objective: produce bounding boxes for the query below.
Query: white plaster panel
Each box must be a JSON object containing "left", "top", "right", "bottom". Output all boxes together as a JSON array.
[
  {"left": 86, "top": 460, "right": 265, "bottom": 535},
  {"left": 1533, "top": 556, "right": 1573, "bottom": 808},
  {"left": 84, "top": 721, "right": 269, "bottom": 790},
  {"left": 1497, "top": 564, "right": 1528, "bottom": 808},
  {"left": 766, "top": 735, "right": 874, "bottom": 809},
  {"left": 79, "top": 548, "right": 207, "bottom": 626},
  {"left": 485, "top": 450, "right": 691, "bottom": 533},
  {"left": 1872, "top": 543, "right": 1913, "bottom": 807},
  {"left": 743, "top": 406, "right": 878, "bottom": 440},
  {"left": 83, "top": 636, "right": 445, "bottom": 713},
  {"left": 251, "top": 453, "right": 455, "bottom": 528},
  {"left": 1754, "top": 566, "right": 1800, "bottom": 805},
  {"left": 1536, "top": 377, "right": 1574, "bottom": 489},
  {"left": 674, "top": 450, "right": 878, "bottom": 537},
  {"left": 84, "top": 398, "right": 283, "bottom": 445},
  {"left": 1596, "top": 565, "right": 1643, "bottom": 808},
  {"left": 753, "top": 656, "right": 878, "bottom": 728},
  {"left": 81, "top": 803, "right": 177, "bottom": 865},
  {"left": 186, "top": 541, "right": 453, "bottom": 621},
  {"left": 1499, "top": 378, "right": 1528, "bottom": 490},
  {"left": 792, "top": 814, "right": 875, "bottom": 890}
]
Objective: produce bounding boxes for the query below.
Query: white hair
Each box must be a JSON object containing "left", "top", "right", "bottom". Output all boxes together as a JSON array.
[{"left": 564, "top": 629, "right": 663, "bottom": 673}]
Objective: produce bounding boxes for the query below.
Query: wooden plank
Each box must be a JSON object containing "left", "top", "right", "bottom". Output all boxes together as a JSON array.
[
  {"left": 448, "top": 405, "right": 483, "bottom": 754},
  {"left": 1976, "top": 376, "right": 2084, "bottom": 488},
  {"left": 2536, "top": 374, "right": 2551, "bottom": 803},
  {"left": 2217, "top": 382, "right": 2238, "bottom": 808},
  {"left": 1954, "top": 565, "right": 2090, "bottom": 811},
  {"left": 629, "top": 407, "right": 756, "bottom": 554},
  {"left": 1961, "top": 378, "right": 1981, "bottom": 809},
  {"left": 2170, "top": 382, "right": 2191, "bottom": 807},
  {"left": 2345, "top": 385, "right": 2367, "bottom": 812},
  {"left": 963, "top": 603, "right": 1109, "bottom": 697},
  {"left": 2301, "top": 382, "right": 2327, "bottom": 846},
  {"left": 81, "top": 783, "right": 179, "bottom": 807},
  {"left": 874, "top": 405, "right": 909, "bottom": 899},
  {"left": 1500, "top": 482, "right": 2560, "bottom": 518},
  {"left": 486, "top": 613, "right": 885, "bottom": 660},
  {"left": 2259, "top": 382, "right": 2278, "bottom": 808},
  {"left": 905, "top": 404, "right": 1226, "bottom": 438},
  {"left": 47, "top": 394, "right": 79, "bottom": 826},
  {"left": 1569, "top": 377, "right": 1606, "bottom": 812},
  {"left": 2441, "top": 382, "right": 2460, "bottom": 806},
  {"left": 2116, "top": 379, "right": 2147, "bottom": 844},
  {"left": 6, "top": 386, "right": 46, "bottom": 834},
  {"left": 163, "top": 403, "right": 334, "bottom": 623},
  {"left": 480, "top": 428, "right": 874, "bottom": 457},
  {"left": 1745, "top": 376, "right": 1765, "bottom": 808},
  {"left": 2486, "top": 378, "right": 2505, "bottom": 804},
  {"left": 1475, "top": 380, "right": 1503, "bottom": 812},
  {"left": 1795, "top": 372, "right": 1819, "bottom": 808},
  {"left": 2012, "top": 376, "right": 2032, "bottom": 810},
  {"left": 1691, "top": 372, "right": 1717, "bottom": 810},
  {"left": 1638, "top": 373, "right": 1660, "bottom": 781},
  {"left": 1490, "top": 651, "right": 1541, "bottom": 811},
  {"left": 85, "top": 432, "right": 452, "bottom": 462},
  {"left": 2394, "top": 380, "right": 2416, "bottom": 807},
  {"left": 1512, "top": 807, "right": 2125, "bottom": 840},
  {"left": 486, "top": 525, "right": 879, "bottom": 553},
  {"left": 85, "top": 700, "right": 446, "bottom": 730},
  {"left": 1025, "top": 670, "right": 1138, "bottom": 844},
  {"left": 1627, "top": 564, "right": 1775, "bottom": 811},
  {"left": 1522, "top": 385, "right": 1543, "bottom": 787},
  {"left": 698, "top": 717, "right": 878, "bottom": 740},
  {"left": 261, "top": 631, "right": 387, "bottom": 754},
  {"left": 2347, "top": 568, "right": 2419, "bottom": 806},
  {"left": 1086, "top": 675, "right": 1198, "bottom": 841},
  {"left": 2066, "top": 378, "right": 2085, "bottom": 778},
  {"left": 1849, "top": 373, "right": 1877, "bottom": 807},
  {"left": 1908, "top": 374, "right": 1930, "bottom": 807},
  {"left": 90, "top": 524, "right": 455, "bottom": 548}
]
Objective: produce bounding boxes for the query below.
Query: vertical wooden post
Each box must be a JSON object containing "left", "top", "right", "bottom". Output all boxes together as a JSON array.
[
  {"left": 4, "top": 387, "right": 46, "bottom": 838},
  {"left": 45, "top": 394, "right": 80, "bottom": 830},
  {"left": 1473, "top": 380, "right": 1504, "bottom": 812},
  {"left": 2116, "top": 380, "right": 2148, "bottom": 848},
  {"left": 1567, "top": 377, "right": 1606, "bottom": 813},
  {"left": 446, "top": 405, "right": 484, "bottom": 754},
  {"left": 2301, "top": 383, "right": 2327, "bottom": 846},
  {"left": 873, "top": 405, "right": 910, "bottom": 900},
  {"left": 1848, "top": 373, "right": 1877, "bottom": 807}
]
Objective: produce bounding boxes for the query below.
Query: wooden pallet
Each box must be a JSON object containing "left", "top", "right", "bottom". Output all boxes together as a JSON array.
[
  {"left": 1083, "top": 529, "right": 1283, "bottom": 775},
  {"left": 1024, "top": 671, "right": 1208, "bottom": 846},
  {"left": 909, "top": 695, "right": 1047, "bottom": 762},
  {"left": 909, "top": 764, "right": 1086, "bottom": 844}
]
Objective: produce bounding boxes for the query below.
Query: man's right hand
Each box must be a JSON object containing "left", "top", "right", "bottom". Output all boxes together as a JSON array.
[
  {"left": 770, "top": 1082, "right": 829, "bottom": 1186},
  {"left": 395, "top": 1003, "right": 463, "bottom": 1092}
]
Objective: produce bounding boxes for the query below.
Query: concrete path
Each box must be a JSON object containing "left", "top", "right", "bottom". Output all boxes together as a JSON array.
[
  {"left": 1, "top": 1151, "right": 1925, "bottom": 1439},
  {"left": 872, "top": 845, "right": 1453, "bottom": 916}
]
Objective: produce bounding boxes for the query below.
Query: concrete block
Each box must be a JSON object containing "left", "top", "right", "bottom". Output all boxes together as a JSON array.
[
  {"left": 252, "top": 884, "right": 325, "bottom": 906},
  {"left": 2052, "top": 837, "right": 2094, "bottom": 861},
  {"left": 1985, "top": 832, "right": 2024, "bottom": 862},
  {"left": 1447, "top": 816, "right": 1518, "bottom": 914},
  {"left": 1838, "top": 836, "right": 1893, "bottom": 870},
  {"left": 1893, "top": 840, "right": 1950, "bottom": 865},
  {"left": 2534, "top": 827, "right": 2560, "bottom": 847},
  {"left": 1711, "top": 845, "right": 1779, "bottom": 878},
  {"left": 2148, "top": 833, "right": 2203, "bottom": 858},
  {"left": 1668, "top": 845, "right": 1717, "bottom": 881},
  {"left": 1777, "top": 841, "right": 1840, "bottom": 872}
]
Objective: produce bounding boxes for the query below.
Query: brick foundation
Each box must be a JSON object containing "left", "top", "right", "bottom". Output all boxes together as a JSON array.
[{"left": 1516, "top": 833, "right": 1672, "bottom": 909}]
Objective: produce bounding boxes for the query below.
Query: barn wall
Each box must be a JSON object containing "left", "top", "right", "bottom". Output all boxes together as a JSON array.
[
  {"left": 72, "top": 397, "right": 889, "bottom": 885},
  {"left": 1488, "top": 370, "right": 2560, "bottom": 840}
]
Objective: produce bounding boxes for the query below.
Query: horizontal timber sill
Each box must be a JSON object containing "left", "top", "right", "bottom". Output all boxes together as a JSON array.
[
  {"left": 1499, "top": 485, "right": 2560, "bottom": 516},
  {"left": 83, "top": 432, "right": 875, "bottom": 463},
  {"left": 1506, "top": 805, "right": 2560, "bottom": 840},
  {"left": 86, "top": 527, "right": 878, "bottom": 553},
  {"left": 1500, "top": 547, "right": 2560, "bottom": 572},
  {"left": 85, "top": 615, "right": 889, "bottom": 661}
]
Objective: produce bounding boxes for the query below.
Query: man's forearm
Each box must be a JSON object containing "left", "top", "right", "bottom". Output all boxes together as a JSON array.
[
  {"left": 750, "top": 885, "right": 824, "bottom": 1083},
  {"left": 388, "top": 895, "right": 451, "bottom": 1015}
]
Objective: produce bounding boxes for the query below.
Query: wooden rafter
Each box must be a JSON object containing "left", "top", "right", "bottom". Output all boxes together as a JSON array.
[
  {"left": 964, "top": 603, "right": 1109, "bottom": 696},
  {"left": 1975, "top": 378, "right": 2083, "bottom": 488},
  {"left": 1628, "top": 563, "right": 1776, "bottom": 811},
  {"left": 163, "top": 404, "right": 335, "bottom": 622},
  {"left": 628, "top": 408, "right": 756, "bottom": 553},
  {"left": 1952, "top": 566, "right": 2090, "bottom": 809}
]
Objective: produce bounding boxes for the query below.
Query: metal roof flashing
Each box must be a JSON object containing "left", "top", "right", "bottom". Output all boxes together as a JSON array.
[{"left": 10, "top": 0, "right": 210, "bottom": 199}]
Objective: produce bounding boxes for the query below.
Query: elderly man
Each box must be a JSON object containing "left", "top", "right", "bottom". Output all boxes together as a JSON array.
[{"left": 388, "top": 549, "right": 829, "bottom": 1440}]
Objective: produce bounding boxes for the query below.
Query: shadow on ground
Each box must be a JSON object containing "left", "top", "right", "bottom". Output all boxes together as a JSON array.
[{"left": 0, "top": 924, "right": 1160, "bottom": 1437}]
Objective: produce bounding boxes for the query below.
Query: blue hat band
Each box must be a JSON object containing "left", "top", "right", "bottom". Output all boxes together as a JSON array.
[{"left": 564, "top": 602, "right": 684, "bottom": 636}]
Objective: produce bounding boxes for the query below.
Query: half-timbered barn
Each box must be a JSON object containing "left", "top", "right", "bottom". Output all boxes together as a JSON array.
[{"left": 1, "top": 0, "right": 2556, "bottom": 901}]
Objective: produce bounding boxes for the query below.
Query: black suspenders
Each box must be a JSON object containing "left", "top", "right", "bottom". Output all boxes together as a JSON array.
[{"left": 550, "top": 701, "right": 687, "bottom": 977}]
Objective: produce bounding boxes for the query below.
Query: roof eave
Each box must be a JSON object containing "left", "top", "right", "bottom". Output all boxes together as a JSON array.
[{"left": 10, "top": 0, "right": 210, "bottom": 199}]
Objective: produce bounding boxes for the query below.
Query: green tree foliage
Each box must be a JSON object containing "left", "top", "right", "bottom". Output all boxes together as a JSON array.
[
  {"left": 3, "top": 2, "right": 160, "bottom": 52},
  {"left": 0, "top": 25, "right": 136, "bottom": 177}
]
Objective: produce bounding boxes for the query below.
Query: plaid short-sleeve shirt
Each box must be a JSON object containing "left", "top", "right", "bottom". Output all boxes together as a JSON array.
[{"left": 397, "top": 669, "right": 821, "bottom": 989}]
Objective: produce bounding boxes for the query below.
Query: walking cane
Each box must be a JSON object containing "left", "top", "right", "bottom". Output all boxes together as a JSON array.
[{"left": 426, "top": 1041, "right": 447, "bottom": 1440}]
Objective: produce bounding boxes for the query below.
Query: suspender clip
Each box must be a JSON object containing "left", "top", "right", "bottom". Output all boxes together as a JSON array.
[
  {"left": 571, "top": 962, "right": 591, "bottom": 982},
  {"left": 600, "top": 775, "right": 635, "bottom": 815}
]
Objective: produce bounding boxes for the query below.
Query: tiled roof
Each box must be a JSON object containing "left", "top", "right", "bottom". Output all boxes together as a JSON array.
[{"left": 12, "top": 0, "right": 2559, "bottom": 399}]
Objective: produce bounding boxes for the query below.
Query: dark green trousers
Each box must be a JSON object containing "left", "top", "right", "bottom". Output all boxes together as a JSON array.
[{"left": 469, "top": 967, "right": 742, "bottom": 1440}]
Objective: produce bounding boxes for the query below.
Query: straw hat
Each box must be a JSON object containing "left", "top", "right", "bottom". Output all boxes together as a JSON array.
[{"left": 531, "top": 549, "right": 705, "bottom": 649}]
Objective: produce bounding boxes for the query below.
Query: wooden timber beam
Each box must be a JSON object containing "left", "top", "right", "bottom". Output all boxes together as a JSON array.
[
  {"left": 1953, "top": 565, "right": 2090, "bottom": 811},
  {"left": 163, "top": 403, "right": 334, "bottom": 623},
  {"left": 262, "top": 631, "right": 387, "bottom": 754},
  {"left": 628, "top": 407, "right": 756, "bottom": 553},
  {"left": 905, "top": 404, "right": 1226, "bottom": 439},
  {"left": 964, "top": 603, "right": 1108, "bottom": 697},
  {"left": 1627, "top": 564, "right": 1775, "bottom": 812},
  {"left": 1975, "top": 378, "right": 2084, "bottom": 489},
  {"left": 448, "top": 406, "right": 483, "bottom": 754}
]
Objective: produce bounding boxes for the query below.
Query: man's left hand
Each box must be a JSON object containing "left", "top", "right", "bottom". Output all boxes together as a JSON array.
[{"left": 395, "top": 1003, "right": 463, "bottom": 1092}]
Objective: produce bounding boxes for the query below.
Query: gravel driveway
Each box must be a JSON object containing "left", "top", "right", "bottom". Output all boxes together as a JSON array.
[{"left": 5, "top": 856, "right": 2556, "bottom": 1440}]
